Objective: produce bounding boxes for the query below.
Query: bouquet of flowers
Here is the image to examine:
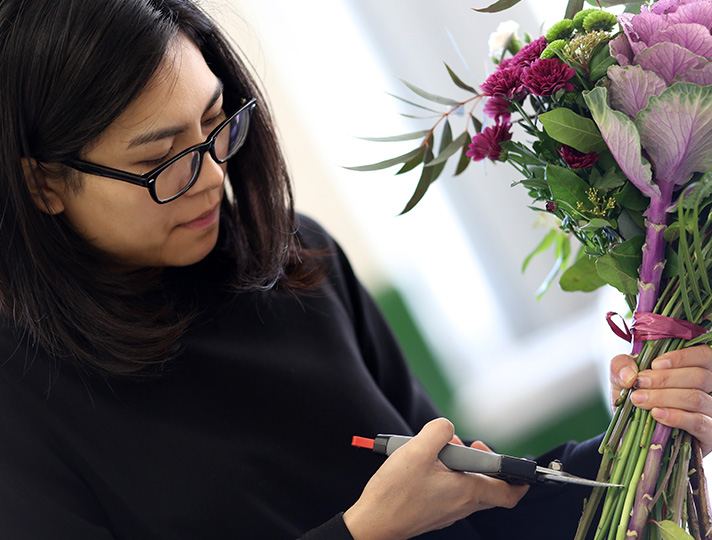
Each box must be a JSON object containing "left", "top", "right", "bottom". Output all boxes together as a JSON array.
[{"left": 352, "top": 0, "right": 712, "bottom": 538}]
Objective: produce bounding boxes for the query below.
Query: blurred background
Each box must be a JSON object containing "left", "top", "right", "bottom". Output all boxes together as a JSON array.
[{"left": 198, "top": 0, "right": 630, "bottom": 457}]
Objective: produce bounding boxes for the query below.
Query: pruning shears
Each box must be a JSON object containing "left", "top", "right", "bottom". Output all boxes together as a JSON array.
[{"left": 352, "top": 434, "right": 622, "bottom": 489}]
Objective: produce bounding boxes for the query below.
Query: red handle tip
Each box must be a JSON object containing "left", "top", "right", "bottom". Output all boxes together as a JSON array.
[{"left": 352, "top": 436, "right": 375, "bottom": 450}]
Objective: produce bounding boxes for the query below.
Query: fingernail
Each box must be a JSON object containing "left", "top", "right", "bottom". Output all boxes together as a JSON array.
[
  {"left": 635, "top": 377, "right": 651, "bottom": 389},
  {"left": 652, "top": 359, "right": 672, "bottom": 370},
  {"left": 630, "top": 391, "right": 647, "bottom": 405},
  {"left": 651, "top": 407, "right": 668, "bottom": 421},
  {"left": 620, "top": 366, "right": 637, "bottom": 386}
]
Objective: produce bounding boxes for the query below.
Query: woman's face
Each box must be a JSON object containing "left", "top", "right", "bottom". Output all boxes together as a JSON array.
[{"left": 50, "top": 35, "right": 228, "bottom": 268}]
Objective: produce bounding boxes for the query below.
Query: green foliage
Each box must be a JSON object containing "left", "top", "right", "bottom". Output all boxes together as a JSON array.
[
  {"left": 539, "top": 109, "right": 606, "bottom": 154},
  {"left": 353, "top": 0, "right": 652, "bottom": 296},
  {"left": 650, "top": 521, "right": 694, "bottom": 540},
  {"left": 560, "top": 253, "right": 606, "bottom": 292}
]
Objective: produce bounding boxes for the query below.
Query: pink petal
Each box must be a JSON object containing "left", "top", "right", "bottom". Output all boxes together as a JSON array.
[
  {"left": 635, "top": 42, "right": 706, "bottom": 84},
  {"left": 608, "top": 65, "right": 667, "bottom": 118},
  {"left": 637, "top": 83, "right": 712, "bottom": 185},
  {"left": 632, "top": 12, "right": 671, "bottom": 45},
  {"left": 648, "top": 23, "right": 712, "bottom": 58},
  {"left": 677, "top": 62, "right": 712, "bottom": 84},
  {"left": 669, "top": 1, "right": 712, "bottom": 29},
  {"left": 609, "top": 33, "right": 634, "bottom": 66}
]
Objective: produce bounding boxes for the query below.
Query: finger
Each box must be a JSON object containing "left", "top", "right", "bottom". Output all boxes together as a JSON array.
[
  {"left": 649, "top": 407, "right": 712, "bottom": 455},
  {"left": 610, "top": 354, "right": 639, "bottom": 390},
  {"left": 630, "top": 388, "right": 712, "bottom": 417},
  {"left": 470, "top": 440, "right": 492, "bottom": 452},
  {"left": 635, "top": 366, "right": 712, "bottom": 393},
  {"left": 450, "top": 434, "right": 464, "bottom": 446},
  {"left": 651, "top": 345, "right": 712, "bottom": 371},
  {"left": 460, "top": 473, "right": 529, "bottom": 510},
  {"left": 406, "top": 418, "right": 455, "bottom": 461}
]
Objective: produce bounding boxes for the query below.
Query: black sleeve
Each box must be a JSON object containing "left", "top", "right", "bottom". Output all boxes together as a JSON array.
[{"left": 297, "top": 513, "right": 354, "bottom": 540}]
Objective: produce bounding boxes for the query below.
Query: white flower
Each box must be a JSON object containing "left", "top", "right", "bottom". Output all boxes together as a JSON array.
[{"left": 488, "top": 20, "right": 520, "bottom": 58}]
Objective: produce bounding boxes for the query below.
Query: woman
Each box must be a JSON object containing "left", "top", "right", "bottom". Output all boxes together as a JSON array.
[{"left": 0, "top": 1, "right": 710, "bottom": 539}]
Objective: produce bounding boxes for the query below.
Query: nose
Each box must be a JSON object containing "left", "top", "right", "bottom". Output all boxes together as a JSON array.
[{"left": 189, "top": 150, "right": 225, "bottom": 197}]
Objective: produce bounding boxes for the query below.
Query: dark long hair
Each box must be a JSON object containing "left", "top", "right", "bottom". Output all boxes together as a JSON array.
[{"left": 0, "top": 0, "right": 321, "bottom": 377}]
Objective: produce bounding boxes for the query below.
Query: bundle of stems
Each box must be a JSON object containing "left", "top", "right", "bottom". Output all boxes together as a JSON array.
[{"left": 575, "top": 177, "right": 712, "bottom": 540}]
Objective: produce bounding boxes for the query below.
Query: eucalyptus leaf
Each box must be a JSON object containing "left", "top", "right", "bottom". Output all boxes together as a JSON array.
[
  {"left": 358, "top": 130, "right": 431, "bottom": 143},
  {"left": 398, "top": 78, "right": 463, "bottom": 107},
  {"left": 472, "top": 0, "right": 521, "bottom": 13},
  {"left": 345, "top": 147, "right": 425, "bottom": 172},
  {"left": 560, "top": 255, "right": 606, "bottom": 292},
  {"left": 386, "top": 92, "right": 442, "bottom": 114},
  {"left": 539, "top": 108, "right": 607, "bottom": 154},
  {"left": 455, "top": 135, "right": 472, "bottom": 176},
  {"left": 444, "top": 63, "right": 478, "bottom": 94},
  {"left": 471, "top": 114, "right": 483, "bottom": 134},
  {"left": 426, "top": 131, "right": 471, "bottom": 167},
  {"left": 397, "top": 147, "right": 427, "bottom": 175},
  {"left": 401, "top": 150, "right": 436, "bottom": 214}
]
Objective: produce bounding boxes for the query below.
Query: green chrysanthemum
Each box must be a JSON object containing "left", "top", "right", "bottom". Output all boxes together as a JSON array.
[
  {"left": 545, "top": 19, "right": 574, "bottom": 42},
  {"left": 565, "top": 30, "right": 609, "bottom": 65},
  {"left": 540, "top": 39, "right": 567, "bottom": 59},
  {"left": 583, "top": 11, "right": 617, "bottom": 32},
  {"left": 572, "top": 9, "right": 598, "bottom": 30}
]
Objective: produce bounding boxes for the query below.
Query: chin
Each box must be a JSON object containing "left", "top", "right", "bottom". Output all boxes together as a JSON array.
[{"left": 166, "top": 230, "right": 220, "bottom": 267}]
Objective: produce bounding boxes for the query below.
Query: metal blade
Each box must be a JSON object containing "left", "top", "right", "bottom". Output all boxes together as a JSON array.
[{"left": 535, "top": 466, "right": 623, "bottom": 489}]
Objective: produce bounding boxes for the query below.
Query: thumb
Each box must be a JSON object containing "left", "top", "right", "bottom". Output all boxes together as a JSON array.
[
  {"left": 411, "top": 418, "right": 455, "bottom": 456},
  {"left": 610, "top": 354, "right": 638, "bottom": 389}
]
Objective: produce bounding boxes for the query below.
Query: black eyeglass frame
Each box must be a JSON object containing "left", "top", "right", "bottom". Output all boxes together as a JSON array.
[{"left": 61, "top": 97, "right": 257, "bottom": 204}]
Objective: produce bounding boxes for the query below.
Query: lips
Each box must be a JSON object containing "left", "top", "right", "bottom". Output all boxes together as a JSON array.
[{"left": 182, "top": 202, "right": 220, "bottom": 230}]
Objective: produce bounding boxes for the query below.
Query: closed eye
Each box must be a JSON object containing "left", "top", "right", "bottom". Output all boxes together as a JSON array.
[
  {"left": 203, "top": 110, "right": 226, "bottom": 130},
  {"left": 140, "top": 151, "right": 172, "bottom": 169}
]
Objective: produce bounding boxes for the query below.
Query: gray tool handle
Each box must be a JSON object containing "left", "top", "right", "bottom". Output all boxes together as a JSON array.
[{"left": 375, "top": 434, "right": 537, "bottom": 483}]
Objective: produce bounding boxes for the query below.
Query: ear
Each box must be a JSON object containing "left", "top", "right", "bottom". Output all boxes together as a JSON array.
[{"left": 20, "top": 158, "right": 66, "bottom": 215}]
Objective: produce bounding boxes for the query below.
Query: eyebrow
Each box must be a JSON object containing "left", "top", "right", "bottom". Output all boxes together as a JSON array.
[{"left": 127, "top": 79, "right": 225, "bottom": 149}]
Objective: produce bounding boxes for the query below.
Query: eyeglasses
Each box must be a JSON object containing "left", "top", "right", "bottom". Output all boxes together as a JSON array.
[{"left": 62, "top": 97, "right": 257, "bottom": 204}]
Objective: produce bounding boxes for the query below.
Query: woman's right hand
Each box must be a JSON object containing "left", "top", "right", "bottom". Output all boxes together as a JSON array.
[{"left": 342, "top": 418, "right": 529, "bottom": 540}]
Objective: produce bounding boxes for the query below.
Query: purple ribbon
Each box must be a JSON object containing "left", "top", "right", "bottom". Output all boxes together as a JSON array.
[{"left": 606, "top": 311, "right": 708, "bottom": 343}]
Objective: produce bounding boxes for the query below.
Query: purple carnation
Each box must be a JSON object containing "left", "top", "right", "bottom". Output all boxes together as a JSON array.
[
  {"left": 483, "top": 95, "right": 512, "bottom": 121},
  {"left": 521, "top": 58, "right": 576, "bottom": 96},
  {"left": 508, "top": 36, "right": 549, "bottom": 68},
  {"left": 558, "top": 144, "right": 600, "bottom": 169},
  {"left": 466, "top": 122, "right": 513, "bottom": 162},
  {"left": 480, "top": 66, "right": 524, "bottom": 99}
]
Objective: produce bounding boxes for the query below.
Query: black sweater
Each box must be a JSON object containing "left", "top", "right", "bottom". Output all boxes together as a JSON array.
[{"left": 0, "top": 217, "right": 602, "bottom": 539}]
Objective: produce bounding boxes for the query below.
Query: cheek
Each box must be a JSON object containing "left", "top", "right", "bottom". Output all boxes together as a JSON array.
[{"left": 61, "top": 185, "right": 175, "bottom": 261}]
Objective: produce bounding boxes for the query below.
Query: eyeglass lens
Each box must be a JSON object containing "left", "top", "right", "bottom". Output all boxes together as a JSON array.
[{"left": 154, "top": 108, "right": 252, "bottom": 202}]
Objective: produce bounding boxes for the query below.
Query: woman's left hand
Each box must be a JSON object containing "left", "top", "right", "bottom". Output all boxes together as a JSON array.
[{"left": 610, "top": 345, "right": 712, "bottom": 456}]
